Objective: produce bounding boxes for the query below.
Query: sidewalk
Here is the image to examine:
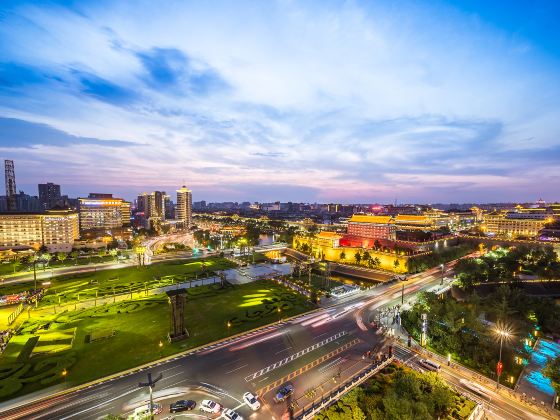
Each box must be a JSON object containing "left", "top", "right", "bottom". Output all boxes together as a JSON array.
[{"left": 23, "top": 275, "right": 224, "bottom": 319}]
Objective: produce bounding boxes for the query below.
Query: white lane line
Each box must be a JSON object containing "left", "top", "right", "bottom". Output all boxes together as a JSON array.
[
  {"left": 160, "top": 371, "right": 185, "bottom": 381},
  {"left": 258, "top": 376, "right": 269, "bottom": 383},
  {"left": 223, "top": 359, "right": 244, "bottom": 367},
  {"left": 59, "top": 387, "right": 139, "bottom": 419},
  {"left": 313, "top": 332, "right": 328, "bottom": 339},
  {"left": 225, "top": 364, "right": 249, "bottom": 374},
  {"left": 275, "top": 347, "right": 292, "bottom": 355}
]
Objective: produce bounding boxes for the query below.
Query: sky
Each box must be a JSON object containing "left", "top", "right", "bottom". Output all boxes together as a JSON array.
[{"left": 0, "top": 0, "right": 559, "bottom": 204}]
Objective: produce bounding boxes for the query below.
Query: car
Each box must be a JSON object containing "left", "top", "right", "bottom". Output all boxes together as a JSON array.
[
  {"left": 200, "top": 399, "right": 222, "bottom": 414},
  {"left": 170, "top": 399, "right": 196, "bottom": 413},
  {"left": 243, "top": 392, "right": 261, "bottom": 411},
  {"left": 130, "top": 403, "right": 163, "bottom": 419},
  {"left": 223, "top": 408, "right": 243, "bottom": 420},
  {"left": 274, "top": 383, "right": 294, "bottom": 403}
]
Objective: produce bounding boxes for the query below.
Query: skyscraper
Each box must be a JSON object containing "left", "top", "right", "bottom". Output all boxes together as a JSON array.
[
  {"left": 176, "top": 186, "right": 192, "bottom": 228},
  {"left": 38, "top": 182, "right": 61, "bottom": 209},
  {"left": 136, "top": 191, "right": 166, "bottom": 230},
  {"left": 4, "top": 160, "right": 17, "bottom": 211}
]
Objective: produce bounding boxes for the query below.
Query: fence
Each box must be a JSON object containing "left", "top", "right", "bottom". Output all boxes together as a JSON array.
[
  {"left": 295, "top": 355, "right": 394, "bottom": 419},
  {"left": 7, "top": 303, "right": 24, "bottom": 325}
]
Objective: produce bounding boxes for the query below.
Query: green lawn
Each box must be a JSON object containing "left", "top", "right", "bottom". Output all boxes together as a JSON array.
[
  {"left": 0, "top": 257, "right": 237, "bottom": 306},
  {"left": 0, "top": 279, "right": 315, "bottom": 400}
]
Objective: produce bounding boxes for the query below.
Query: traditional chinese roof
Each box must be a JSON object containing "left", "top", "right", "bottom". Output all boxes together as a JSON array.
[
  {"left": 317, "top": 231, "right": 343, "bottom": 239},
  {"left": 348, "top": 215, "right": 392, "bottom": 224}
]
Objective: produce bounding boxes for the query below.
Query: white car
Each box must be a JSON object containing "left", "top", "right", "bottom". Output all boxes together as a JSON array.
[
  {"left": 243, "top": 392, "right": 261, "bottom": 411},
  {"left": 200, "top": 399, "right": 222, "bottom": 414},
  {"left": 223, "top": 408, "right": 243, "bottom": 420}
]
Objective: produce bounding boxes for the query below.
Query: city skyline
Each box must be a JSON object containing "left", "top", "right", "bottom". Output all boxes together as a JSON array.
[{"left": 1, "top": 0, "right": 560, "bottom": 203}]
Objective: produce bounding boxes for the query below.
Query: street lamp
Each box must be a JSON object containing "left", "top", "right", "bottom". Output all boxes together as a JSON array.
[
  {"left": 139, "top": 372, "right": 162, "bottom": 420},
  {"left": 439, "top": 263, "right": 444, "bottom": 285},
  {"left": 494, "top": 326, "right": 512, "bottom": 389}
]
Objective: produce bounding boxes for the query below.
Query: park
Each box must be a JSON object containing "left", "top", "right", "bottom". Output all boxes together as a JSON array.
[{"left": 0, "top": 257, "right": 316, "bottom": 400}]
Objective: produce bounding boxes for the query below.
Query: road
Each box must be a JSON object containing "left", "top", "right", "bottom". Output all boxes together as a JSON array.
[
  {"left": 394, "top": 346, "right": 555, "bottom": 419},
  {"left": 0, "top": 264, "right": 454, "bottom": 419},
  {"left": 0, "top": 261, "right": 554, "bottom": 420}
]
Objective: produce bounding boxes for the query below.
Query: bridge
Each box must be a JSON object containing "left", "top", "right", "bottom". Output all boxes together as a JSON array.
[{"left": 251, "top": 243, "right": 288, "bottom": 253}]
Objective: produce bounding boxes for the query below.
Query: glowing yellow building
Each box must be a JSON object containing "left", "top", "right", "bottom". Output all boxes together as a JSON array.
[
  {"left": 78, "top": 193, "right": 131, "bottom": 231},
  {"left": 0, "top": 210, "right": 79, "bottom": 250},
  {"left": 293, "top": 233, "right": 408, "bottom": 273},
  {"left": 483, "top": 212, "right": 550, "bottom": 238}
]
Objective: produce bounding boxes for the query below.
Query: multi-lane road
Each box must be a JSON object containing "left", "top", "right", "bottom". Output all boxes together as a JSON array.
[{"left": 0, "top": 262, "right": 555, "bottom": 420}]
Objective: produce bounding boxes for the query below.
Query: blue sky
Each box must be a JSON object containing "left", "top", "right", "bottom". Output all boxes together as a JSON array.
[{"left": 0, "top": 0, "right": 559, "bottom": 203}]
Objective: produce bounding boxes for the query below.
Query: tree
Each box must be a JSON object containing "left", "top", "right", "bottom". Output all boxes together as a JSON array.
[
  {"left": 56, "top": 252, "right": 67, "bottom": 264},
  {"left": 393, "top": 259, "right": 400, "bottom": 270},
  {"left": 109, "top": 248, "right": 118, "bottom": 261},
  {"left": 70, "top": 250, "right": 79, "bottom": 265},
  {"left": 374, "top": 239, "right": 381, "bottom": 250},
  {"left": 98, "top": 249, "right": 107, "bottom": 259},
  {"left": 354, "top": 251, "right": 362, "bottom": 265},
  {"left": 362, "top": 251, "right": 371, "bottom": 267},
  {"left": 340, "top": 251, "right": 346, "bottom": 261},
  {"left": 543, "top": 356, "right": 560, "bottom": 394},
  {"left": 372, "top": 257, "right": 381, "bottom": 269}
]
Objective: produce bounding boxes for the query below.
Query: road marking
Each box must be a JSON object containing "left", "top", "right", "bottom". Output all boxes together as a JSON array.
[
  {"left": 313, "top": 332, "right": 328, "bottom": 339},
  {"left": 225, "top": 364, "right": 249, "bottom": 374},
  {"left": 275, "top": 347, "right": 292, "bottom": 355},
  {"left": 317, "top": 357, "right": 344, "bottom": 374},
  {"left": 258, "top": 376, "right": 269, "bottom": 382},
  {"left": 245, "top": 331, "right": 348, "bottom": 382},
  {"left": 256, "top": 338, "right": 362, "bottom": 397}
]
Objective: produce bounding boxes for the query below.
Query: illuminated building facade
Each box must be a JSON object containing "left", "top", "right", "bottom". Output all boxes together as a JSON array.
[
  {"left": 176, "top": 186, "right": 192, "bottom": 228},
  {"left": 347, "top": 215, "right": 396, "bottom": 240},
  {"left": 483, "top": 211, "right": 551, "bottom": 239},
  {"left": 78, "top": 193, "right": 131, "bottom": 231},
  {"left": 0, "top": 210, "right": 79, "bottom": 251}
]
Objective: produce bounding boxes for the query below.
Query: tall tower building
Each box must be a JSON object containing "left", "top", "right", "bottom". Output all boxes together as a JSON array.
[
  {"left": 38, "top": 182, "right": 61, "bottom": 209},
  {"left": 4, "top": 160, "right": 17, "bottom": 211},
  {"left": 176, "top": 186, "right": 192, "bottom": 228}
]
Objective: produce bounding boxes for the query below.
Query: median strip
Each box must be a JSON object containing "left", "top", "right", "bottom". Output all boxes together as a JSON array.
[
  {"left": 244, "top": 331, "right": 348, "bottom": 382},
  {"left": 256, "top": 338, "right": 362, "bottom": 397}
]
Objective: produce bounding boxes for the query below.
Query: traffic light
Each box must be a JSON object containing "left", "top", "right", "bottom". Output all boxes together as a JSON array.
[{"left": 497, "top": 361, "right": 503, "bottom": 376}]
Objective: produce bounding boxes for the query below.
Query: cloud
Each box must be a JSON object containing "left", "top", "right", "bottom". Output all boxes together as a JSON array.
[
  {"left": 0, "top": 0, "right": 559, "bottom": 202},
  {"left": 0, "top": 117, "right": 140, "bottom": 148}
]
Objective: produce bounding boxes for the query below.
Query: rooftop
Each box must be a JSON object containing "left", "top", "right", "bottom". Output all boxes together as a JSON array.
[{"left": 348, "top": 215, "right": 392, "bottom": 224}]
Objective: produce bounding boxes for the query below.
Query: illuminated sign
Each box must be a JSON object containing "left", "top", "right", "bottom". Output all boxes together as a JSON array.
[{"left": 80, "top": 200, "right": 123, "bottom": 206}]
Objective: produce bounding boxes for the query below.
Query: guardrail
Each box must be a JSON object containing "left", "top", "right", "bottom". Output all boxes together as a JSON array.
[{"left": 295, "top": 355, "right": 394, "bottom": 419}]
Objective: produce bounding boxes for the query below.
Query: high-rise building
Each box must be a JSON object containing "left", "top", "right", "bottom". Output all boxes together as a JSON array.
[
  {"left": 16, "top": 192, "right": 41, "bottom": 212},
  {"left": 4, "top": 160, "right": 17, "bottom": 211},
  {"left": 136, "top": 191, "right": 166, "bottom": 230},
  {"left": 0, "top": 209, "right": 79, "bottom": 252},
  {"left": 38, "top": 182, "right": 61, "bottom": 210},
  {"left": 164, "top": 193, "right": 175, "bottom": 219},
  {"left": 78, "top": 193, "right": 131, "bottom": 231},
  {"left": 176, "top": 186, "right": 192, "bottom": 228}
]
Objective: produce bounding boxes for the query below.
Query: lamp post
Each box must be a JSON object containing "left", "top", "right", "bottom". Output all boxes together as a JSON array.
[
  {"left": 139, "top": 372, "right": 162, "bottom": 420},
  {"left": 495, "top": 327, "right": 511, "bottom": 389},
  {"left": 440, "top": 263, "right": 445, "bottom": 285}
]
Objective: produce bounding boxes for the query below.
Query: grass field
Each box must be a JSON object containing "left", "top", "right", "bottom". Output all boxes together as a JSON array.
[
  {"left": 0, "top": 279, "right": 314, "bottom": 400},
  {"left": 0, "top": 257, "right": 237, "bottom": 306}
]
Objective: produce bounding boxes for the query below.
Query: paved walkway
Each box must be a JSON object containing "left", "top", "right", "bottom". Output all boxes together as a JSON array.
[
  {"left": 516, "top": 339, "right": 560, "bottom": 407},
  {"left": 223, "top": 262, "right": 291, "bottom": 284}
]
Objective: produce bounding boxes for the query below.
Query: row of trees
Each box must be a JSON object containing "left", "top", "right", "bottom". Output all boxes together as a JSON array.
[
  {"left": 316, "top": 364, "right": 464, "bottom": 420},
  {"left": 10, "top": 248, "right": 123, "bottom": 272},
  {"left": 402, "top": 284, "right": 560, "bottom": 380},
  {"left": 455, "top": 245, "right": 560, "bottom": 288}
]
